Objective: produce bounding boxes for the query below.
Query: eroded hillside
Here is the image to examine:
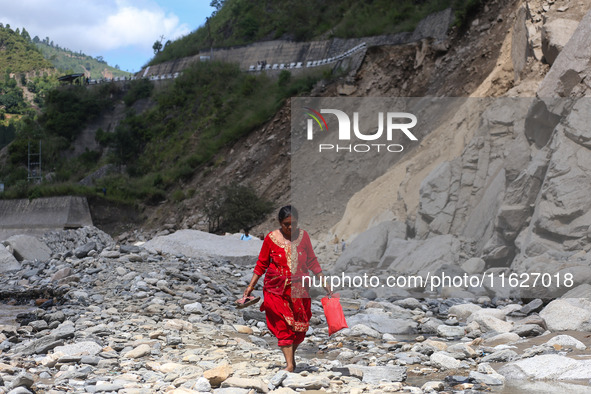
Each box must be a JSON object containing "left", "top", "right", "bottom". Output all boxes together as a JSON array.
[{"left": 139, "top": 0, "right": 522, "bottom": 238}]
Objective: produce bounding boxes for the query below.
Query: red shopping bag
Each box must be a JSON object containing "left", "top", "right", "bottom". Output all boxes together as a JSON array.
[{"left": 321, "top": 293, "right": 348, "bottom": 336}]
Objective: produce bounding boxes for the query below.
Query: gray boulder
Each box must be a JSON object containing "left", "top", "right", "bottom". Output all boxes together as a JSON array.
[
  {"left": 541, "top": 19, "right": 580, "bottom": 66},
  {"left": 539, "top": 298, "right": 591, "bottom": 331},
  {"left": 0, "top": 244, "right": 20, "bottom": 272},
  {"left": 74, "top": 242, "right": 97, "bottom": 258},
  {"left": 511, "top": 6, "right": 530, "bottom": 80},
  {"left": 537, "top": 9, "right": 591, "bottom": 97},
  {"left": 334, "top": 221, "right": 406, "bottom": 272},
  {"left": 379, "top": 234, "right": 461, "bottom": 274},
  {"left": 346, "top": 309, "right": 417, "bottom": 334},
  {"left": 545, "top": 334, "right": 586, "bottom": 350},
  {"left": 142, "top": 229, "right": 262, "bottom": 260},
  {"left": 344, "top": 365, "right": 407, "bottom": 384},
  {"left": 499, "top": 354, "right": 591, "bottom": 380},
  {"left": 3, "top": 234, "right": 52, "bottom": 262}
]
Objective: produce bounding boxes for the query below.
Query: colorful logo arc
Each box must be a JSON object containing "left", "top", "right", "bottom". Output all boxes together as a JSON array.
[{"left": 304, "top": 107, "right": 328, "bottom": 132}]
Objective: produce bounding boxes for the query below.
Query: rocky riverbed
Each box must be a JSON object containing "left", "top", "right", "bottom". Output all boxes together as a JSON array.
[{"left": 1, "top": 226, "right": 591, "bottom": 393}]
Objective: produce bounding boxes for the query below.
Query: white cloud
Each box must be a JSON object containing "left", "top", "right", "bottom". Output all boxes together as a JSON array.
[{"left": 0, "top": 0, "right": 190, "bottom": 53}]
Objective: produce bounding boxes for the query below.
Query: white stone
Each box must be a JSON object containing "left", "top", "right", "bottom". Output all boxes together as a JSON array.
[
  {"left": 430, "top": 352, "right": 461, "bottom": 370},
  {"left": 53, "top": 341, "right": 102, "bottom": 356},
  {"left": 499, "top": 354, "right": 591, "bottom": 380},
  {"left": 184, "top": 302, "right": 204, "bottom": 314},
  {"left": 545, "top": 335, "right": 586, "bottom": 350},
  {"left": 540, "top": 299, "right": 591, "bottom": 332}
]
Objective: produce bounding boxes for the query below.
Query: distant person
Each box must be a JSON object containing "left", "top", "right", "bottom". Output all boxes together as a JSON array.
[
  {"left": 333, "top": 234, "right": 339, "bottom": 252},
  {"left": 341, "top": 239, "right": 346, "bottom": 252},
  {"left": 240, "top": 229, "right": 253, "bottom": 241}
]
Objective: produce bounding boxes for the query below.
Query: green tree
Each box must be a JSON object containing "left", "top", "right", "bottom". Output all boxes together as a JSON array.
[
  {"left": 20, "top": 27, "right": 30, "bottom": 41},
  {"left": 205, "top": 183, "right": 273, "bottom": 233},
  {"left": 152, "top": 39, "right": 163, "bottom": 54}
]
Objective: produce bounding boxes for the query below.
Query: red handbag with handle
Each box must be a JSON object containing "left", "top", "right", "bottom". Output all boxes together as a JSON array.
[{"left": 321, "top": 293, "right": 348, "bottom": 336}]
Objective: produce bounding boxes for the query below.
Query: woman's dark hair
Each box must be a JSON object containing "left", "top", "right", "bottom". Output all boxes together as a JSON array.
[{"left": 278, "top": 205, "right": 298, "bottom": 222}]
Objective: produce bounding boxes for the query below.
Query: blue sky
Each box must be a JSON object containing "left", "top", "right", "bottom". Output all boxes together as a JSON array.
[{"left": 0, "top": 0, "right": 216, "bottom": 73}]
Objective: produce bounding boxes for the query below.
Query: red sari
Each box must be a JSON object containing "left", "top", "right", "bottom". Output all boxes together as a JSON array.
[{"left": 253, "top": 229, "right": 322, "bottom": 346}]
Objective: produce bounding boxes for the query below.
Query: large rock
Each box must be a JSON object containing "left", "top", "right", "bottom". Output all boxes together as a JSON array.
[
  {"left": 204, "top": 364, "right": 232, "bottom": 387},
  {"left": 333, "top": 221, "right": 406, "bottom": 272},
  {"left": 470, "top": 313, "right": 513, "bottom": 333},
  {"left": 560, "top": 99, "right": 591, "bottom": 149},
  {"left": 123, "top": 344, "right": 151, "bottom": 359},
  {"left": 74, "top": 242, "right": 97, "bottom": 258},
  {"left": 430, "top": 352, "right": 461, "bottom": 370},
  {"left": 0, "top": 244, "right": 20, "bottom": 272},
  {"left": 345, "top": 365, "right": 407, "bottom": 384},
  {"left": 448, "top": 303, "right": 482, "bottom": 321},
  {"left": 378, "top": 234, "right": 461, "bottom": 274},
  {"left": 541, "top": 19, "right": 580, "bottom": 66},
  {"left": 346, "top": 309, "right": 417, "bottom": 334},
  {"left": 537, "top": 9, "right": 591, "bottom": 97},
  {"left": 220, "top": 377, "right": 268, "bottom": 393},
  {"left": 282, "top": 374, "right": 330, "bottom": 390},
  {"left": 562, "top": 283, "right": 591, "bottom": 298},
  {"left": 3, "top": 235, "right": 52, "bottom": 262},
  {"left": 499, "top": 354, "right": 591, "bottom": 380},
  {"left": 511, "top": 6, "right": 530, "bottom": 81},
  {"left": 461, "top": 258, "right": 485, "bottom": 274},
  {"left": 545, "top": 334, "right": 586, "bottom": 350},
  {"left": 418, "top": 162, "right": 452, "bottom": 221},
  {"left": 14, "top": 336, "right": 64, "bottom": 356},
  {"left": 539, "top": 298, "right": 591, "bottom": 331},
  {"left": 143, "top": 229, "right": 262, "bottom": 260},
  {"left": 524, "top": 131, "right": 591, "bottom": 254},
  {"left": 53, "top": 341, "right": 103, "bottom": 356}
]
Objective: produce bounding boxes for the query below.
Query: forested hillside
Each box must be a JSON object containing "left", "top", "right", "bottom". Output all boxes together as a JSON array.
[
  {"left": 149, "top": 0, "right": 481, "bottom": 65},
  {"left": 0, "top": 25, "right": 53, "bottom": 73},
  {"left": 0, "top": 24, "right": 129, "bottom": 151},
  {"left": 35, "top": 39, "right": 131, "bottom": 79}
]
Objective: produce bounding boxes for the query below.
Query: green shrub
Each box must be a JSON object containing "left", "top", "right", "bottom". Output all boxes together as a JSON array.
[
  {"left": 123, "top": 78, "right": 154, "bottom": 106},
  {"left": 278, "top": 70, "right": 291, "bottom": 86},
  {"left": 144, "top": 189, "right": 166, "bottom": 205},
  {"left": 204, "top": 183, "right": 273, "bottom": 233},
  {"left": 41, "top": 84, "right": 120, "bottom": 141},
  {"left": 171, "top": 189, "right": 185, "bottom": 202}
]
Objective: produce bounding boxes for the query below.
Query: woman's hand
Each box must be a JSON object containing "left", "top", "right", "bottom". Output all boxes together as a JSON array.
[
  {"left": 243, "top": 274, "right": 260, "bottom": 298},
  {"left": 317, "top": 272, "right": 333, "bottom": 296},
  {"left": 243, "top": 285, "right": 254, "bottom": 298}
]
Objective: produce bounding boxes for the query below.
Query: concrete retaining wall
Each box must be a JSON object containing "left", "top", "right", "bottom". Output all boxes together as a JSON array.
[
  {"left": 137, "top": 8, "right": 454, "bottom": 77},
  {"left": 0, "top": 196, "right": 93, "bottom": 241}
]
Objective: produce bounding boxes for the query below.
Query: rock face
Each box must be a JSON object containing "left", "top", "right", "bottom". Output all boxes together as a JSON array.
[{"left": 327, "top": 8, "right": 591, "bottom": 301}]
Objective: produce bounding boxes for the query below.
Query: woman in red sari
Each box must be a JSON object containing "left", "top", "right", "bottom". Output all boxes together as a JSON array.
[{"left": 243, "top": 205, "right": 331, "bottom": 372}]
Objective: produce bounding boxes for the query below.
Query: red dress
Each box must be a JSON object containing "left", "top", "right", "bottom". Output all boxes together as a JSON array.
[{"left": 253, "top": 229, "right": 322, "bottom": 346}]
